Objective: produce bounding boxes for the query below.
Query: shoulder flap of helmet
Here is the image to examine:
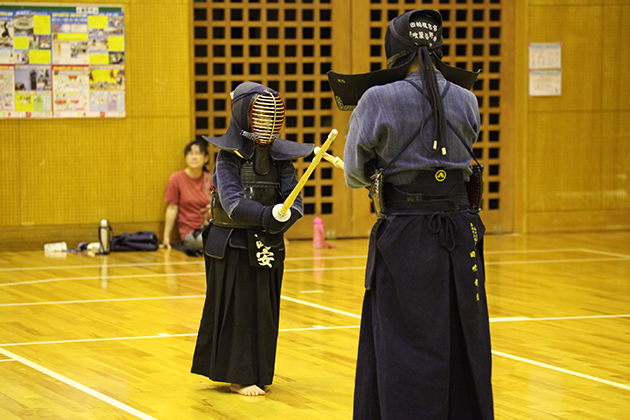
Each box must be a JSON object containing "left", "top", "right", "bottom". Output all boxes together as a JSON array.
[
  {"left": 270, "top": 139, "right": 314, "bottom": 160},
  {"left": 203, "top": 124, "right": 255, "bottom": 160}
]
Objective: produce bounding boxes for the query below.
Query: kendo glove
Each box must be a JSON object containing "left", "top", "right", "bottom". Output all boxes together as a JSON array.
[
  {"left": 261, "top": 204, "right": 301, "bottom": 235},
  {"left": 229, "top": 198, "right": 267, "bottom": 227},
  {"left": 229, "top": 199, "right": 300, "bottom": 235}
]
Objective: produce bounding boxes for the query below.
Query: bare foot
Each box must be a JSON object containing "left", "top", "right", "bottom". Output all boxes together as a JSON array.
[{"left": 230, "top": 384, "right": 266, "bottom": 396}]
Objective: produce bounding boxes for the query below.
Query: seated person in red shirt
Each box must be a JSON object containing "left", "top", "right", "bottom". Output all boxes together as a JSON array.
[{"left": 162, "top": 138, "right": 212, "bottom": 255}]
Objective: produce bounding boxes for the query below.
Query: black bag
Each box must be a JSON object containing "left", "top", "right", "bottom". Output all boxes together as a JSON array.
[{"left": 110, "top": 231, "right": 159, "bottom": 252}]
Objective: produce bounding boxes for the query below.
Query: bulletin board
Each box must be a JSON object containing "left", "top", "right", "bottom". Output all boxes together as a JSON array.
[{"left": 0, "top": 4, "right": 125, "bottom": 118}]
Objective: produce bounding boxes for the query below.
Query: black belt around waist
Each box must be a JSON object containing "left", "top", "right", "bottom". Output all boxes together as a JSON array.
[{"left": 383, "top": 179, "right": 470, "bottom": 214}]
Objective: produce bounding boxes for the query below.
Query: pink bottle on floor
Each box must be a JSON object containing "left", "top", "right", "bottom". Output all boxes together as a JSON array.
[{"left": 313, "top": 217, "right": 335, "bottom": 248}]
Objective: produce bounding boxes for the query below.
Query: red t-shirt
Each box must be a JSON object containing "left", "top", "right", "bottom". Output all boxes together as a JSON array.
[{"left": 165, "top": 170, "right": 212, "bottom": 239}]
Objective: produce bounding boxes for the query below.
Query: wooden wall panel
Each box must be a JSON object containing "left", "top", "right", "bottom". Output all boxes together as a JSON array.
[
  {"left": 0, "top": 121, "right": 21, "bottom": 226},
  {"left": 522, "top": 2, "right": 630, "bottom": 232},
  {"left": 20, "top": 119, "right": 134, "bottom": 225},
  {"left": 527, "top": 112, "right": 601, "bottom": 212},
  {"left": 528, "top": 6, "right": 602, "bottom": 112},
  {"left": 601, "top": 111, "right": 630, "bottom": 210},
  {"left": 602, "top": 5, "right": 630, "bottom": 110},
  {"left": 127, "top": 2, "right": 190, "bottom": 117},
  {"left": 131, "top": 117, "right": 192, "bottom": 221}
]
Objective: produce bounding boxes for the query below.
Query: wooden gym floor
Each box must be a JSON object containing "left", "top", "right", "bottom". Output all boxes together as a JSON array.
[{"left": 1, "top": 231, "right": 629, "bottom": 419}]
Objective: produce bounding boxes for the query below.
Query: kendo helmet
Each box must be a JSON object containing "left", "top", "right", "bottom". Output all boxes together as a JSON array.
[
  {"left": 203, "top": 81, "right": 313, "bottom": 162},
  {"left": 230, "top": 82, "right": 286, "bottom": 146}
]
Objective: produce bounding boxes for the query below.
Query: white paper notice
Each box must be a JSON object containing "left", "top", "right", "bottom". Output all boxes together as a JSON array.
[
  {"left": 529, "top": 43, "right": 562, "bottom": 70},
  {"left": 529, "top": 70, "right": 562, "bottom": 96}
]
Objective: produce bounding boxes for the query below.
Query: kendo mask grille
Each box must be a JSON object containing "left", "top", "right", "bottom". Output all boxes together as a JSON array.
[{"left": 250, "top": 90, "right": 285, "bottom": 145}]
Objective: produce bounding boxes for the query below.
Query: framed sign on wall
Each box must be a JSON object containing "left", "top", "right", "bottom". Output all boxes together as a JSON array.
[{"left": 0, "top": 4, "right": 125, "bottom": 118}]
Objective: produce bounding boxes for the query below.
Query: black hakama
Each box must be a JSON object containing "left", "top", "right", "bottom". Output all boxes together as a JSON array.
[
  {"left": 191, "top": 244, "right": 283, "bottom": 387},
  {"left": 353, "top": 210, "right": 493, "bottom": 420}
]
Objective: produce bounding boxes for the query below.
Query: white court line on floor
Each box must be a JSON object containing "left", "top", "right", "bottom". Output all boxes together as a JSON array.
[
  {"left": 484, "top": 248, "right": 629, "bottom": 257},
  {"left": 284, "top": 265, "right": 366, "bottom": 273},
  {"left": 2, "top": 294, "right": 629, "bottom": 394},
  {"left": 2, "top": 311, "right": 628, "bottom": 347},
  {"left": 490, "top": 317, "right": 532, "bottom": 322},
  {"left": 281, "top": 295, "right": 362, "bottom": 319},
  {"left": 0, "top": 255, "right": 365, "bottom": 273},
  {"left": 0, "top": 295, "right": 206, "bottom": 307},
  {"left": 2, "top": 248, "right": 630, "bottom": 288},
  {"left": 492, "top": 350, "right": 630, "bottom": 391},
  {"left": 0, "top": 272, "right": 206, "bottom": 288},
  {"left": 486, "top": 257, "right": 628, "bottom": 266},
  {"left": 2, "top": 247, "right": 628, "bottom": 274},
  {"left": 490, "top": 314, "right": 630, "bottom": 322},
  {"left": 1, "top": 290, "right": 630, "bottom": 328},
  {"left": 0, "top": 255, "right": 366, "bottom": 274},
  {"left": 0, "top": 347, "right": 158, "bottom": 420},
  {"left": 0, "top": 260, "right": 204, "bottom": 273},
  {"left": 3, "top": 256, "right": 629, "bottom": 288},
  {"left": 0, "top": 325, "right": 361, "bottom": 348},
  {"left": 576, "top": 248, "right": 630, "bottom": 259},
  {"left": 0, "top": 266, "right": 367, "bottom": 288},
  {"left": 0, "top": 334, "right": 197, "bottom": 347}
]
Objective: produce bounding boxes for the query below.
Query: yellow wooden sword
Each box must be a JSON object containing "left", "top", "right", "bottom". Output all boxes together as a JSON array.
[
  {"left": 314, "top": 146, "right": 344, "bottom": 170},
  {"left": 272, "top": 129, "right": 338, "bottom": 221}
]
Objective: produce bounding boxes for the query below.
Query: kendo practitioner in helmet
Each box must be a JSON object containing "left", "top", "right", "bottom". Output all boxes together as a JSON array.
[
  {"left": 191, "top": 82, "right": 313, "bottom": 396},
  {"left": 327, "top": 9, "right": 493, "bottom": 419}
]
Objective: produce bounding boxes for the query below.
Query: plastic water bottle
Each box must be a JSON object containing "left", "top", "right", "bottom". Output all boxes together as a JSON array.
[
  {"left": 99, "top": 219, "right": 111, "bottom": 254},
  {"left": 313, "top": 217, "right": 326, "bottom": 248},
  {"left": 44, "top": 242, "right": 67, "bottom": 252}
]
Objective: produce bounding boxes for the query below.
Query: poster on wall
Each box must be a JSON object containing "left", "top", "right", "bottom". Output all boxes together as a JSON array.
[
  {"left": 0, "top": 4, "right": 124, "bottom": 118},
  {"left": 529, "top": 42, "right": 561, "bottom": 70},
  {"left": 528, "top": 42, "right": 562, "bottom": 97},
  {"left": 0, "top": 64, "right": 14, "bottom": 111},
  {"left": 529, "top": 70, "right": 562, "bottom": 97}
]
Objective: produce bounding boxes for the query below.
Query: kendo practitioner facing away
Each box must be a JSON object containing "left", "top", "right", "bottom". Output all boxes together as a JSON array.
[
  {"left": 191, "top": 82, "right": 313, "bottom": 396},
  {"left": 327, "top": 9, "right": 493, "bottom": 420}
]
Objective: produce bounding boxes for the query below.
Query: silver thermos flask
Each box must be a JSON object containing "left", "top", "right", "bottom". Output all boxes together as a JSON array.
[{"left": 99, "top": 219, "right": 111, "bottom": 254}]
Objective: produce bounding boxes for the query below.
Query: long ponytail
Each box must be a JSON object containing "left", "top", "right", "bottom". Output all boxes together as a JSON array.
[{"left": 419, "top": 47, "right": 447, "bottom": 155}]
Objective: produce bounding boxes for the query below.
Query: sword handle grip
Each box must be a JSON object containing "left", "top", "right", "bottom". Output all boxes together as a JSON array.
[{"left": 272, "top": 203, "right": 291, "bottom": 222}]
